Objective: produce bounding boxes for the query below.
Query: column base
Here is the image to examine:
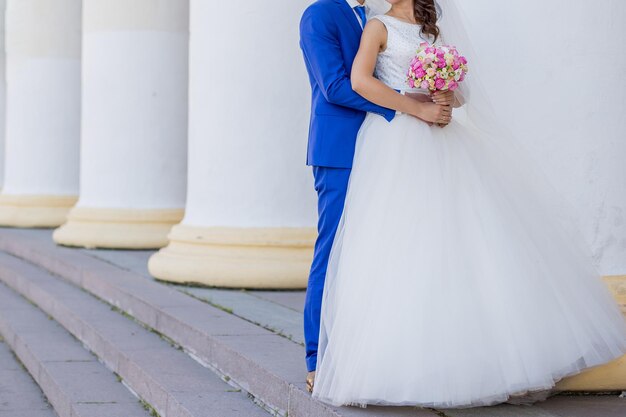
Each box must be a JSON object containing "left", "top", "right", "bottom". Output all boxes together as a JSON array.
[
  {"left": 557, "top": 275, "right": 626, "bottom": 391},
  {"left": 0, "top": 194, "right": 78, "bottom": 228},
  {"left": 53, "top": 206, "right": 184, "bottom": 249},
  {"left": 604, "top": 275, "right": 626, "bottom": 315},
  {"left": 556, "top": 356, "right": 626, "bottom": 391},
  {"left": 148, "top": 224, "right": 316, "bottom": 289}
]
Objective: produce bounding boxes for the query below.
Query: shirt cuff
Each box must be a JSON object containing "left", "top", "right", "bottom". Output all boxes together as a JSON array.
[{"left": 395, "top": 89, "right": 406, "bottom": 115}]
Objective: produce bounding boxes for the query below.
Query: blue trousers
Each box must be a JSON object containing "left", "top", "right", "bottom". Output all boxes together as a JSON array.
[{"left": 304, "top": 166, "right": 351, "bottom": 372}]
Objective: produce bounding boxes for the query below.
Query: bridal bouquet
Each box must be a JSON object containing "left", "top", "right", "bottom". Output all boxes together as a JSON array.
[{"left": 407, "top": 42, "right": 468, "bottom": 92}]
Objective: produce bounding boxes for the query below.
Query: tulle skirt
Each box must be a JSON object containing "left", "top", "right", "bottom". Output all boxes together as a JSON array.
[{"left": 311, "top": 112, "right": 626, "bottom": 409}]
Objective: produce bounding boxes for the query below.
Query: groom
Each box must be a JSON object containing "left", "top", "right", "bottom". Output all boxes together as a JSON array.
[{"left": 299, "top": 0, "right": 443, "bottom": 392}]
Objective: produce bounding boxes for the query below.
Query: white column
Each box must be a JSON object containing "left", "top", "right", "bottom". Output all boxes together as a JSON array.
[
  {"left": 0, "top": 1, "right": 6, "bottom": 190},
  {"left": 53, "top": 0, "right": 189, "bottom": 249},
  {"left": 148, "top": 1, "right": 317, "bottom": 288},
  {"left": 0, "top": 0, "right": 81, "bottom": 227},
  {"left": 459, "top": 0, "right": 626, "bottom": 390}
]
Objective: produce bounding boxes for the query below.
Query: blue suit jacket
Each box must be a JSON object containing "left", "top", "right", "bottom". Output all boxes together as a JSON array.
[{"left": 300, "top": 0, "right": 396, "bottom": 169}]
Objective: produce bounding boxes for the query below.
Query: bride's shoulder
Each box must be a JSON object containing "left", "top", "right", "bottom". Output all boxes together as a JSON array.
[
  {"left": 368, "top": 14, "right": 407, "bottom": 37},
  {"left": 361, "top": 16, "right": 391, "bottom": 51},
  {"left": 363, "top": 15, "right": 389, "bottom": 36},
  {"left": 367, "top": 14, "right": 392, "bottom": 29}
]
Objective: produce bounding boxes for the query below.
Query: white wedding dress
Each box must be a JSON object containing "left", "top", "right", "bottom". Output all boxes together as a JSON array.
[{"left": 311, "top": 14, "right": 626, "bottom": 409}]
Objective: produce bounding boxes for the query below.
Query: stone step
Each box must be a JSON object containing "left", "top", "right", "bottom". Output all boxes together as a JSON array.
[
  {"left": 178, "top": 286, "right": 305, "bottom": 345},
  {"left": 0, "top": 336, "right": 57, "bottom": 417},
  {"left": 0, "top": 281, "right": 149, "bottom": 417},
  {"left": 0, "top": 229, "right": 441, "bottom": 417},
  {"left": 0, "top": 251, "right": 271, "bottom": 417},
  {"left": 82, "top": 248, "right": 306, "bottom": 344}
]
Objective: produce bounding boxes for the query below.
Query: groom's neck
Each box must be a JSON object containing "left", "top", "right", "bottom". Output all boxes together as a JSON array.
[{"left": 357, "top": 0, "right": 365, "bottom": 5}]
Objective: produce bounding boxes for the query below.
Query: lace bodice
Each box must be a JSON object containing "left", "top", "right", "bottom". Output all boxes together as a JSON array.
[{"left": 372, "top": 15, "right": 433, "bottom": 92}]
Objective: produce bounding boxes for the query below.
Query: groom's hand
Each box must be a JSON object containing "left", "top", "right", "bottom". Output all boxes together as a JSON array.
[
  {"left": 405, "top": 92, "right": 436, "bottom": 126},
  {"left": 431, "top": 90, "right": 455, "bottom": 106},
  {"left": 406, "top": 92, "right": 453, "bottom": 127},
  {"left": 409, "top": 101, "right": 451, "bottom": 125}
]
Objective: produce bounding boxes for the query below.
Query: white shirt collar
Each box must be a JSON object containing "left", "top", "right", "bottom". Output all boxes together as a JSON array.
[
  {"left": 347, "top": 0, "right": 392, "bottom": 20},
  {"left": 346, "top": 0, "right": 366, "bottom": 9}
]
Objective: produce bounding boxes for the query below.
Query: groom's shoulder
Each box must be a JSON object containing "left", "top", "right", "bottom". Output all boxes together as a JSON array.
[{"left": 302, "top": 0, "right": 339, "bottom": 21}]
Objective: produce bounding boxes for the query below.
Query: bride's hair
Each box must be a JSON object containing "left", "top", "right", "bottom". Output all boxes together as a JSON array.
[{"left": 413, "top": 0, "right": 440, "bottom": 42}]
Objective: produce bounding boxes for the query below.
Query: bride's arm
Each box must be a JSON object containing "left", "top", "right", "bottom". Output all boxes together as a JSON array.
[
  {"left": 351, "top": 20, "right": 450, "bottom": 124},
  {"left": 299, "top": 8, "right": 396, "bottom": 122}
]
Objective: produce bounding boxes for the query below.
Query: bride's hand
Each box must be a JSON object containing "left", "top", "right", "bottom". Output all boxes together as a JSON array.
[
  {"left": 428, "top": 91, "right": 455, "bottom": 127},
  {"left": 437, "top": 104, "right": 453, "bottom": 128}
]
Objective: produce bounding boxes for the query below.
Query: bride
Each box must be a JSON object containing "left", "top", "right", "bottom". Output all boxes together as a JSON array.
[{"left": 311, "top": 0, "right": 626, "bottom": 409}]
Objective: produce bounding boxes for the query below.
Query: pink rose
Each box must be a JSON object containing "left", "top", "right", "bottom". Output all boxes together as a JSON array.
[
  {"left": 415, "top": 68, "right": 426, "bottom": 78},
  {"left": 408, "top": 79, "right": 415, "bottom": 88},
  {"left": 437, "top": 59, "right": 447, "bottom": 69},
  {"left": 421, "top": 80, "right": 430, "bottom": 90},
  {"left": 448, "top": 80, "right": 458, "bottom": 91},
  {"left": 435, "top": 77, "right": 446, "bottom": 90}
]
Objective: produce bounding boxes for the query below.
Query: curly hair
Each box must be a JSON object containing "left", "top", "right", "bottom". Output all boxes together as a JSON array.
[{"left": 414, "top": 0, "right": 440, "bottom": 43}]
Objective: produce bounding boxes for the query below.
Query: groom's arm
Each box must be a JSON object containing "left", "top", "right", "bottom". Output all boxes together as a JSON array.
[{"left": 299, "top": 7, "right": 395, "bottom": 122}]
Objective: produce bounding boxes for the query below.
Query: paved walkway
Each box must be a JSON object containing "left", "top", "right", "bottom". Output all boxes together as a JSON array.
[{"left": 0, "top": 228, "right": 623, "bottom": 417}]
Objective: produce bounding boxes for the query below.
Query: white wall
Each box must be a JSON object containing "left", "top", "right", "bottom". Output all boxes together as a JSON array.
[{"left": 458, "top": 0, "right": 626, "bottom": 275}]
